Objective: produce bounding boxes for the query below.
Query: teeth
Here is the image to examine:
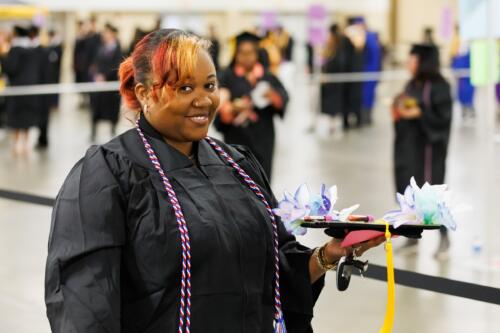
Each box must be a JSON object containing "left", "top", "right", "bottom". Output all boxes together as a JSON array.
[{"left": 192, "top": 116, "right": 207, "bottom": 120}]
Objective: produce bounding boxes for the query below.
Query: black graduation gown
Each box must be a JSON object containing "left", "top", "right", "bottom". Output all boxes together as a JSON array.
[
  {"left": 1, "top": 43, "right": 42, "bottom": 129},
  {"left": 342, "top": 37, "right": 363, "bottom": 128},
  {"left": 393, "top": 78, "right": 452, "bottom": 194},
  {"left": 32, "top": 45, "right": 53, "bottom": 144},
  {"left": 321, "top": 45, "right": 347, "bottom": 117},
  {"left": 89, "top": 42, "right": 123, "bottom": 124},
  {"left": 74, "top": 37, "right": 88, "bottom": 83},
  {"left": 45, "top": 116, "right": 324, "bottom": 333},
  {"left": 47, "top": 43, "right": 63, "bottom": 107},
  {"left": 214, "top": 67, "right": 288, "bottom": 179}
]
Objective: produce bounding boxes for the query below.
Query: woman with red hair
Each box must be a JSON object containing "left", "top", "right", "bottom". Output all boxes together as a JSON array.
[{"left": 45, "top": 29, "right": 383, "bottom": 333}]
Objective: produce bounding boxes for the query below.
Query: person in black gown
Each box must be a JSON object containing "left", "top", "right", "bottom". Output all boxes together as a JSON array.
[
  {"left": 321, "top": 24, "right": 347, "bottom": 133},
  {"left": 89, "top": 23, "right": 123, "bottom": 141},
  {"left": 45, "top": 29, "right": 384, "bottom": 333},
  {"left": 392, "top": 44, "right": 452, "bottom": 258},
  {"left": 214, "top": 32, "right": 288, "bottom": 180},
  {"left": 0, "top": 25, "right": 41, "bottom": 154}
]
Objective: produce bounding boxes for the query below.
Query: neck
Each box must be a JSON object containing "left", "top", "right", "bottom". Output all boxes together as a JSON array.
[{"left": 164, "top": 138, "right": 194, "bottom": 157}]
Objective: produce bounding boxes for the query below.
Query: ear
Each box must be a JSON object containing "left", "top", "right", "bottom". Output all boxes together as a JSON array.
[{"left": 134, "top": 82, "right": 150, "bottom": 108}]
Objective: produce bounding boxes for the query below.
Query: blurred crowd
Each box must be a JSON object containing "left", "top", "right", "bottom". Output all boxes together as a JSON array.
[
  {"left": 0, "top": 24, "right": 62, "bottom": 154},
  {"left": 318, "top": 17, "right": 383, "bottom": 135}
]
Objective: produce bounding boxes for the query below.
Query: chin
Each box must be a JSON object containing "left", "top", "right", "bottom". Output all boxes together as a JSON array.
[{"left": 186, "top": 128, "right": 210, "bottom": 142}]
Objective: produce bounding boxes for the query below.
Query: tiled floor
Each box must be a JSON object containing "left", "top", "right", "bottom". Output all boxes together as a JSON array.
[{"left": 1, "top": 70, "right": 500, "bottom": 332}]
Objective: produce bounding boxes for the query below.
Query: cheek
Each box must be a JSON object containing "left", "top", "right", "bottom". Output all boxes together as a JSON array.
[{"left": 211, "top": 92, "right": 221, "bottom": 110}]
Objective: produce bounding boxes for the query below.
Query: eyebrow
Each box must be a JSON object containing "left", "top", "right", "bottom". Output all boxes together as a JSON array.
[{"left": 207, "top": 74, "right": 216, "bottom": 79}]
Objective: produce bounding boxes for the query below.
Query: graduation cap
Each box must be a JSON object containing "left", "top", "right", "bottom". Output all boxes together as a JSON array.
[
  {"left": 228, "top": 31, "right": 263, "bottom": 67},
  {"left": 13, "top": 25, "right": 28, "bottom": 37},
  {"left": 234, "top": 31, "right": 261, "bottom": 46},
  {"left": 410, "top": 43, "right": 439, "bottom": 61}
]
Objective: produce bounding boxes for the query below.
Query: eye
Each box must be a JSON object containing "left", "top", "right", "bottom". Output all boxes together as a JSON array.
[
  {"left": 205, "top": 82, "right": 218, "bottom": 91},
  {"left": 178, "top": 85, "right": 193, "bottom": 93}
]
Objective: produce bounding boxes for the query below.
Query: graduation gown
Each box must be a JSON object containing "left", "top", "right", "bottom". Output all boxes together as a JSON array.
[
  {"left": 89, "top": 42, "right": 123, "bottom": 123},
  {"left": 1, "top": 41, "right": 42, "bottom": 129},
  {"left": 394, "top": 78, "right": 452, "bottom": 193},
  {"left": 45, "top": 116, "right": 324, "bottom": 333},
  {"left": 321, "top": 44, "right": 347, "bottom": 117},
  {"left": 451, "top": 51, "right": 474, "bottom": 108},
  {"left": 214, "top": 67, "right": 288, "bottom": 179},
  {"left": 342, "top": 36, "right": 363, "bottom": 128}
]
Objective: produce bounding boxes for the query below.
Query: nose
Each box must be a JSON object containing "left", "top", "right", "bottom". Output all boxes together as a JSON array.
[{"left": 193, "top": 95, "right": 213, "bottom": 108}]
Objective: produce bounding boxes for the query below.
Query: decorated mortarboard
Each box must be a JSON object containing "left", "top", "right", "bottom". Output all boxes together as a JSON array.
[
  {"left": 274, "top": 177, "right": 455, "bottom": 240},
  {"left": 272, "top": 177, "right": 458, "bottom": 332}
]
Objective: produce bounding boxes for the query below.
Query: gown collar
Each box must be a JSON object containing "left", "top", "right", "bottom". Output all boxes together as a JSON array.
[{"left": 137, "top": 115, "right": 244, "bottom": 172}]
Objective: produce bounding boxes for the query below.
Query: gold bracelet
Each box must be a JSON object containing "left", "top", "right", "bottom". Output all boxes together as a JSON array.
[{"left": 315, "top": 244, "right": 339, "bottom": 271}]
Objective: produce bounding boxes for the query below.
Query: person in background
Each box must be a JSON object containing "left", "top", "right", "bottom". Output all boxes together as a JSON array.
[
  {"left": 89, "top": 23, "right": 122, "bottom": 141},
  {"left": 214, "top": 31, "right": 288, "bottom": 179},
  {"left": 450, "top": 25, "right": 474, "bottom": 119},
  {"left": 73, "top": 21, "right": 87, "bottom": 85},
  {"left": 46, "top": 30, "right": 63, "bottom": 110},
  {"left": 206, "top": 24, "right": 220, "bottom": 71},
  {"left": 358, "top": 17, "right": 382, "bottom": 125},
  {"left": 28, "top": 25, "right": 52, "bottom": 150},
  {"left": 320, "top": 24, "right": 347, "bottom": 135},
  {"left": 422, "top": 27, "right": 436, "bottom": 45},
  {"left": 84, "top": 16, "right": 102, "bottom": 82},
  {"left": 0, "top": 26, "right": 41, "bottom": 155},
  {"left": 342, "top": 17, "right": 366, "bottom": 129},
  {"left": 259, "top": 30, "right": 282, "bottom": 76},
  {"left": 274, "top": 25, "right": 294, "bottom": 62},
  {"left": 392, "top": 44, "right": 452, "bottom": 259}
]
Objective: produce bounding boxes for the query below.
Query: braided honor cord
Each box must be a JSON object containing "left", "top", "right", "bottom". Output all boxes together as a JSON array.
[
  {"left": 205, "top": 137, "right": 286, "bottom": 333},
  {"left": 136, "top": 120, "right": 286, "bottom": 332},
  {"left": 136, "top": 121, "right": 192, "bottom": 333}
]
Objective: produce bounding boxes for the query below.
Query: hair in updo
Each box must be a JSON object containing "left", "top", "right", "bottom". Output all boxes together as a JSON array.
[{"left": 119, "top": 29, "right": 212, "bottom": 112}]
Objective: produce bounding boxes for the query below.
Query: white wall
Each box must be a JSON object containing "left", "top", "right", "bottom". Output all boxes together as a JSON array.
[{"left": 29, "top": 0, "right": 389, "bottom": 12}]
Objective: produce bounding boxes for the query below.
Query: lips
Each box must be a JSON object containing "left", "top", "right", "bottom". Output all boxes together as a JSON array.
[{"left": 186, "top": 112, "right": 210, "bottom": 126}]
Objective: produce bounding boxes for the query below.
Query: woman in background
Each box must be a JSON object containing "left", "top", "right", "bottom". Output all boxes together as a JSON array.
[
  {"left": 214, "top": 32, "right": 288, "bottom": 180},
  {"left": 89, "top": 23, "right": 122, "bottom": 141},
  {"left": 393, "top": 44, "right": 452, "bottom": 259}
]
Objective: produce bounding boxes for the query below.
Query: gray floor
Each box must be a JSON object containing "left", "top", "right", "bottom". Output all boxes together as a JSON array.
[{"left": 1, "top": 71, "right": 500, "bottom": 332}]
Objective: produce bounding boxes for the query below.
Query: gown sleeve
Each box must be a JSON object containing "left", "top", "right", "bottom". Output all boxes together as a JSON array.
[
  {"left": 267, "top": 74, "right": 289, "bottom": 118},
  {"left": 1, "top": 47, "right": 22, "bottom": 78},
  {"left": 45, "top": 146, "right": 126, "bottom": 333},
  {"left": 420, "top": 79, "right": 452, "bottom": 143},
  {"left": 232, "top": 144, "right": 324, "bottom": 333}
]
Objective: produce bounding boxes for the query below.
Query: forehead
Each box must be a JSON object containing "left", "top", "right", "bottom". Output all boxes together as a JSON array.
[
  {"left": 238, "top": 41, "right": 258, "bottom": 51},
  {"left": 182, "top": 50, "right": 216, "bottom": 81}
]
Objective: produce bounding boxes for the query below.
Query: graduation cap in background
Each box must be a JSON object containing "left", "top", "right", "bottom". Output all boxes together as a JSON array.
[
  {"left": 234, "top": 31, "right": 261, "bottom": 46},
  {"left": 410, "top": 43, "right": 440, "bottom": 61},
  {"left": 229, "top": 31, "right": 265, "bottom": 67},
  {"left": 13, "top": 25, "right": 29, "bottom": 37}
]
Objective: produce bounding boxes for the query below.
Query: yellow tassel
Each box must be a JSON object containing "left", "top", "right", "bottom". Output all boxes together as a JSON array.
[{"left": 379, "top": 221, "right": 395, "bottom": 333}]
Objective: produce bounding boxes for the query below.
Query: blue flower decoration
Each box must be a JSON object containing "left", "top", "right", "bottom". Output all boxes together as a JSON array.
[{"left": 383, "top": 177, "right": 457, "bottom": 231}]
